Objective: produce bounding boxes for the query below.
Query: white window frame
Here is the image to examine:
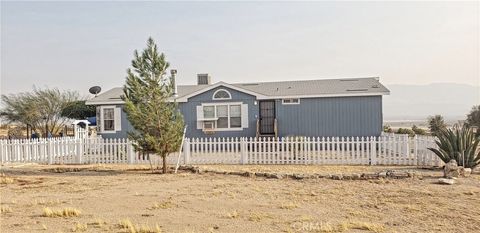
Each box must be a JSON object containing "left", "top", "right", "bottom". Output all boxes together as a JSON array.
[
  {"left": 212, "top": 89, "right": 232, "bottom": 100},
  {"left": 100, "top": 105, "right": 117, "bottom": 133},
  {"left": 200, "top": 102, "right": 242, "bottom": 131},
  {"left": 282, "top": 98, "right": 300, "bottom": 105}
]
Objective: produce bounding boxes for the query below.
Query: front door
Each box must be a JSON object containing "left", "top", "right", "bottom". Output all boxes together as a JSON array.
[{"left": 259, "top": 100, "right": 275, "bottom": 135}]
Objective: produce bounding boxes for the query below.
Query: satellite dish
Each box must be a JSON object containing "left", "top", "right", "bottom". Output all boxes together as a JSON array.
[{"left": 89, "top": 86, "right": 102, "bottom": 95}]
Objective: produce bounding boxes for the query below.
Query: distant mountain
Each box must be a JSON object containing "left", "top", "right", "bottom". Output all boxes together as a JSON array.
[{"left": 383, "top": 83, "right": 479, "bottom": 121}]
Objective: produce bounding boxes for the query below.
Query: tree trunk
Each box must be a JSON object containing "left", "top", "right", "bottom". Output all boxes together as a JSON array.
[{"left": 162, "top": 156, "right": 167, "bottom": 174}]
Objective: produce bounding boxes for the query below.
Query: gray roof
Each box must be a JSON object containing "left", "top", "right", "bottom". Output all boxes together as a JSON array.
[
  {"left": 86, "top": 77, "right": 389, "bottom": 105},
  {"left": 231, "top": 77, "right": 389, "bottom": 97}
]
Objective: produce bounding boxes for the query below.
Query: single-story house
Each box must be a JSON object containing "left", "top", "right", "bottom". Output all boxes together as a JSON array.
[{"left": 85, "top": 74, "right": 390, "bottom": 139}]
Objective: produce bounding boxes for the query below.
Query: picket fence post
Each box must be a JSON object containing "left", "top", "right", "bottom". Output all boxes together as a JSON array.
[
  {"left": 183, "top": 138, "right": 191, "bottom": 165},
  {"left": 127, "top": 140, "right": 134, "bottom": 164},
  {"left": 47, "top": 140, "right": 53, "bottom": 164},
  {"left": 370, "top": 136, "right": 377, "bottom": 165},
  {"left": 240, "top": 137, "right": 247, "bottom": 164},
  {"left": 76, "top": 139, "right": 83, "bottom": 164}
]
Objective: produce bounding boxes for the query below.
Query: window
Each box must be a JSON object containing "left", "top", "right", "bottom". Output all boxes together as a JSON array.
[
  {"left": 103, "top": 108, "right": 115, "bottom": 131},
  {"left": 201, "top": 103, "right": 242, "bottom": 130},
  {"left": 282, "top": 98, "right": 300, "bottom": 105},
  {"left": 230, "top": 105, "right": 241, "bottom": 128},
  {"left": 216, "top": 105, "right": 228, "bottom": 128},
  {"left": 212, "top": 89, "right": 232, "bottom": 100},
  {"left": 203, "top": 106, "right": 215, "bottom": 119}
]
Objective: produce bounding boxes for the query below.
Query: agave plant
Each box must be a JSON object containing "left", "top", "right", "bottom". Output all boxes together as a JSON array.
[{"left": 428, "top": 125, "right": 480, "bottom": 168}]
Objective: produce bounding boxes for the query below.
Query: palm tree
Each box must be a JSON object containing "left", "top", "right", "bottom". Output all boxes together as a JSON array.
[{"left": 428, "top": 115, "right": 447, "bottom": 136}]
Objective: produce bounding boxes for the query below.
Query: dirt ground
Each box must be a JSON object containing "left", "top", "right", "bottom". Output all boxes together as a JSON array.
[{"left": 1, "top": 164, "right": 479, "bottom": 233}]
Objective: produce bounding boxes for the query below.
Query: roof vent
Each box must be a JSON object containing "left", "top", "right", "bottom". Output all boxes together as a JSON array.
[
  {"left": 347, "top": 89, "right": 368, "bottom": 92},
  {"left": 371, "top": 85, "right": 379, "bottom": 88},
  {"left": 197, "top": 74, "right": 211, "bottom": 85}
]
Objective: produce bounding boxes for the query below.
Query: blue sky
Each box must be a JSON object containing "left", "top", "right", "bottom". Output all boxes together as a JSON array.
[{"left": 1, "top": 1, "right": 479, "bottom": 96}]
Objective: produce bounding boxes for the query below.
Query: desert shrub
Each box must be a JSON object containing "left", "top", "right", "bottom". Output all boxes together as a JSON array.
[
  {"left": 383, "top": 125, "right": 393, "bottom": 133},
  {"left": 396, "top": 128, "right": 415, "bottom": 137},
  {"left": 412, "top": 125, "right": 427, "bottom": 135},
  {"left": 428, "top": 125, "right": 480, "bottom": 168}
]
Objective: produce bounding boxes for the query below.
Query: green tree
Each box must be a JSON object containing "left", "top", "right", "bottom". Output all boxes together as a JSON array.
[
  {"left": 61, "top": 100, "right": 96, "bottom": 120},
  {"left": 466, "top": 105, "right": 480, "bottom": 128},
  {"left": 123, "top": 37, "right": 184, "bottom": 173},
  {"left": 1, "top": 88, "right": 79, "bottom": 136},
  {"left": 428, "top": 115, "right": 447, "bottom": 136}
]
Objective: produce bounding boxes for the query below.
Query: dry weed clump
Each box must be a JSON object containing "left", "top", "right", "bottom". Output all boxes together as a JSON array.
[
  {"left": 91, "top": 218, "right": 107, "bottom": 228},
  {"left": 0, "top": 173, "right": 14, "bottom": 184},
  {"left": 149, "top": 198, "right": 176, "bottom": 210},
  {"left": 279, "top": 201, "right": 299, "bottom": 210},
  {"left": 225, "top": 210, "right": 239, "bottom": 219},
  {"left": 119, "top": 219, "right": 162, "bottom": 233},
  {"left": 72, "top": 223, "right": 88, "bottom": 232},
  {"left": 1, "top": 205, "right": 12, "bottom": 213},
  {"left": 42, "top": 207, "right": 81, "bottom": 217},
  {"left": 248, "top": 212, "right": 272, "bottom": 222},
  {"left": 340, "top": 221, "right": 385, "bottom": 233}
]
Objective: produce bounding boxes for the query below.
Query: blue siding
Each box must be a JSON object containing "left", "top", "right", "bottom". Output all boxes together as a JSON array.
[
  {"left": 179, "top": 86, "right": 258, "bottom": 138},
  {"left": 275, "top": 96, "right": 382, "bottom": 137},
  {"left": 98, "top": 89, "right": 383, "bottom": 139},
  {"left": 98, "top": 105, "right": 134, "bottom": 139}
]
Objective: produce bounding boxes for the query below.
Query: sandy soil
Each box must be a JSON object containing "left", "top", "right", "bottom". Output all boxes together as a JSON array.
[{"left": 1, "top": 164, "right": 479, "bottom": 233}]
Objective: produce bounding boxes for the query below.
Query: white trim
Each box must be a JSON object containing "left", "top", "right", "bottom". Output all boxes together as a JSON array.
[
  {"left": 282, "top": 98, "right": 300, "bottom": 105},
  {"left": 257, "top": 92, "right": 390, "bottom": 100},
  {"left": 99, "top": 105, "right": 117, "bottom": 134},
  {"left": 86, "top": 100, "right": 125, "bottom": 105},
  {"left": 176, "top": 82, "right": 268, "bottom": 102},
  {"left": 199, "top": 102, "right": 244, "bottom": 131},
  {"left": 212, "top": 89, "right": 232, "bottom": 100}
]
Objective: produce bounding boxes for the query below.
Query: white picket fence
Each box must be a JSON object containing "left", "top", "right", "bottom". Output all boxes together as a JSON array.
[
  {"left": 0, "top": 134, "right": 442, "bottom": 166},
  {"left": 183, "top": 134, "right": 441, "bottom": 166}
]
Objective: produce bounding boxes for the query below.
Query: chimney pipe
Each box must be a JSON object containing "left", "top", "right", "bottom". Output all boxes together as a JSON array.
[{"left": 170, "top": 69, "right": 178, "bottom": 96}]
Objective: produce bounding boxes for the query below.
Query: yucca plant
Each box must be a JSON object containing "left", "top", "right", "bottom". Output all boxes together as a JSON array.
[{"left": 428, "top": 125, "right": 480, "bottom": 168}]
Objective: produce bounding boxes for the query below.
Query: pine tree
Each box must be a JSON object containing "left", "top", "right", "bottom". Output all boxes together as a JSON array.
[{"left": 123, "top": 37, "right": 184, "bottom": 173}]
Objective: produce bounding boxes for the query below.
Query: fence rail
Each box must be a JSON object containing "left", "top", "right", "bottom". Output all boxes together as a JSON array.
[{"left": 0, "top": 134, "right": 441, "bottom": 166}]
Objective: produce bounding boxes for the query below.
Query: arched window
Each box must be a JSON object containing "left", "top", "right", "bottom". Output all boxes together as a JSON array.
[{"left": 212, "top": 89, "right": 232, "bottom": 100}]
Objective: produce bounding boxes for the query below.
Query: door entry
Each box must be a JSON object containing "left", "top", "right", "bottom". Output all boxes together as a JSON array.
[{"left": 259, "top": 100, "right": 275, "bottom": 135}]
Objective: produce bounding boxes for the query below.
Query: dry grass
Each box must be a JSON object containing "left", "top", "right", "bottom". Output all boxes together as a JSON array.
[
  {"left": 42, "top": 207, "right": 81, "bottom": 217},
  {"left": 225, "top": 210, "right": 239, "bottom": 219},
  {"left": 29, "top": 198, "right": 64, "bottom": 206},
  {"left": 0, "top": 173, "right": 14, "bottom": 184},
  {"left": 91, "top": 218, "right": 107, "bottom": 228},
  {"left": 340, "top": 221, "right": 385, "bottom": 232},
  {"left": 149, "top": 198, "right": 176, "bottom": 210},
  {"left": 119, "top": 219, "right": 162, "bottom": 233},
  {"left": 1, "top": 205, "right": 12, "bottom": 213},
  {"left": 279, "top": 201, "right": 299, "bottom": 210},
  {"left": 1, "top": 164, "right": 479, "bottom": 233},
  {"left": 72, "top": 223, "right": 87, "bottom": 232},
  {"left": 248, "top": 212, "right": 272, "bottom": 222}
]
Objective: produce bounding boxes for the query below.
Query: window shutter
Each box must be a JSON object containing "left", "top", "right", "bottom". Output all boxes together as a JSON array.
[
  {"left": 114, "top": 107, "right": 122, "bottom": 131},
  {"left": 241, "top": 104, "right": 248, "bottom": 128},
  {"left": 196, "top": 105, "right": 203, "bottom": 129},
  {"left": 96, "top": 107, "right": 102, "bottom": 132}
]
